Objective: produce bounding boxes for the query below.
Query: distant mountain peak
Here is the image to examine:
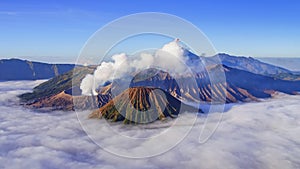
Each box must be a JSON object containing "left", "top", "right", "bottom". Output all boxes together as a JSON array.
[
  {"left": 214, "top": 53, "right": 292, "bottom": 75},
  {"left": 0, "top": 58, "right": 74, "bottom": 81}
]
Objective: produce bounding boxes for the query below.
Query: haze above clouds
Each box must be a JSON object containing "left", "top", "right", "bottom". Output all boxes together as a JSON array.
[
  {"left": 0, "top": 81, "right": 300, "bottom": 169},
  {"left": 257, "top": 58, "right": 300, "bottom": 71}
]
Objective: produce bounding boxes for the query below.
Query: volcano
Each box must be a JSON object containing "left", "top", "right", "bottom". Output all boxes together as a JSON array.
[
  {"left": 18, "top": 40, "right": 300, "bottom": 113},
  {"left": 89, "top": 87, "right": 200, "bottom": 124}
]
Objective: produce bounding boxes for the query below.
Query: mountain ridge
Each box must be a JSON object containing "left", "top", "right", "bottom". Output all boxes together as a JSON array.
[
  {"left": 17, "top": 53, "right": 300, "bottom": 112},
  {"left": 0, "top": 58, "right": 75, "bottom": 81}
]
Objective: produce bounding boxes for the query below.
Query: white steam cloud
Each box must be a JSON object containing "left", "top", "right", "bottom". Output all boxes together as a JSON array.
[{"left": 80, "top": 39, "right": 189, "bottom": 96}]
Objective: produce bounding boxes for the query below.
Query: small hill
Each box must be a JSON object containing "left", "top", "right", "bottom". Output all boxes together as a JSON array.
[
  {"left": 19, "top": 66, "right": 99, "bottom": 111},
  {"left": 19, "top": 66, "right": 95, "bottom": 101},
  {"left": 25, "top": 91, "right": 73, "bottom": 111}
]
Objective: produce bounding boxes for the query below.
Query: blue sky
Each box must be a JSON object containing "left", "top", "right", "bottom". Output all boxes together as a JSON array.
[{"left": 0, "top": 0, "right": 299, "bottom": 63}]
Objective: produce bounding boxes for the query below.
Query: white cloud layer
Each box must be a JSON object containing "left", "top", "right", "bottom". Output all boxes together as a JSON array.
[{"left": 1, "top": 80, "right": 300, "bottom": 168}]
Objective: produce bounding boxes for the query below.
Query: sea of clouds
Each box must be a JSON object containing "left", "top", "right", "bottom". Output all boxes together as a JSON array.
[{"left": 1, "top": 80, "right": 300, "bottom": 169}]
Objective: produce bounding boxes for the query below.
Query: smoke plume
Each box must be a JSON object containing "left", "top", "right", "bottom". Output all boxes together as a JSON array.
[{"left": 80, "top": 39, "right": 190, "bottom": 96}]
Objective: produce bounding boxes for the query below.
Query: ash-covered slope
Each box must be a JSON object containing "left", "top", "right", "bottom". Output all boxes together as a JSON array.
[{"left": 89, "top": 87, "right": 200, "bottom": 124}]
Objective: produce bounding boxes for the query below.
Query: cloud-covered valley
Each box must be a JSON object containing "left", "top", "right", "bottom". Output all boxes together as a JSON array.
[{"left": 0, "top": 80, "right": 300, "bottom": 169}]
